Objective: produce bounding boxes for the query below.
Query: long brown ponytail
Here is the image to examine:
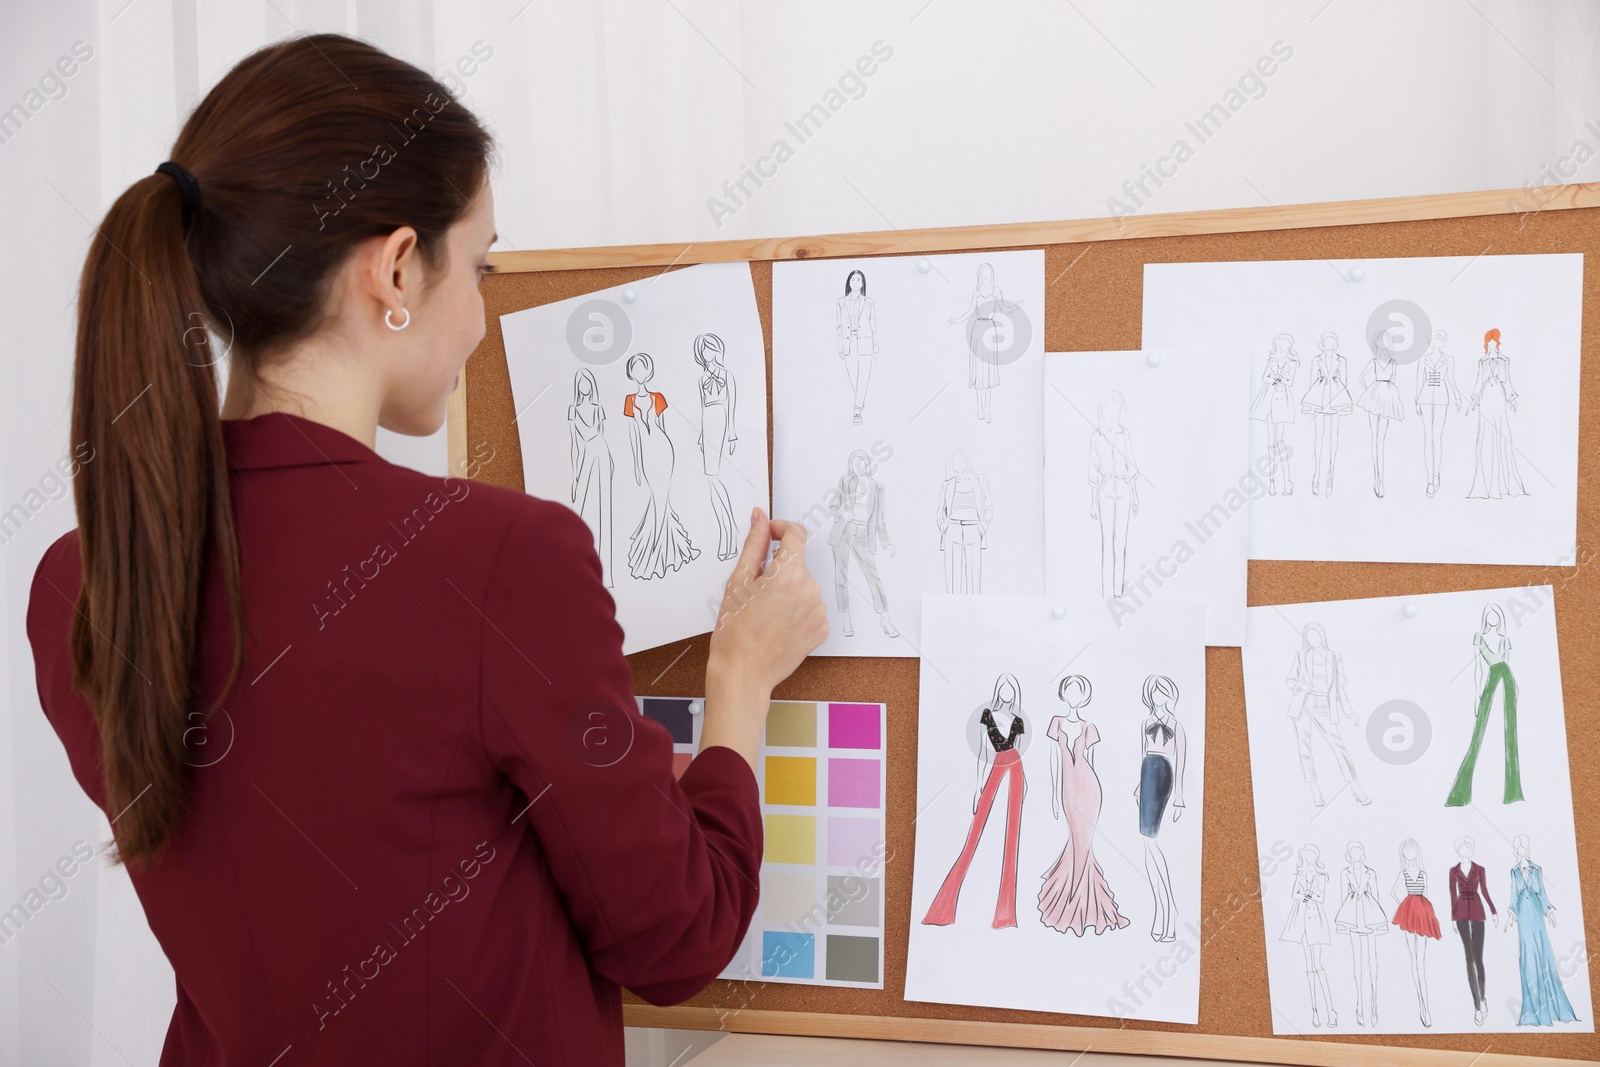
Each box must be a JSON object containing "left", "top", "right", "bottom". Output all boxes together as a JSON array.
[{"left": 71, "top": 35, "right": 492, "bottom": 867}]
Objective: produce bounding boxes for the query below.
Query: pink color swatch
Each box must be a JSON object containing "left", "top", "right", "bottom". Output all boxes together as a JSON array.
[{"left": 827, "top": 758, "right": 881, "bottom": 809}]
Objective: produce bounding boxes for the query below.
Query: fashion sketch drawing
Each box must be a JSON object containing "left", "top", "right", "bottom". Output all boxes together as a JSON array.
[
  {"left": 935, "top": 448, "right": 992, "bottom": 594},
  {"left": 1390, "top": 838, "right": 1442, "bottom": 1028},
  {"left": 1300, "top": 332, "right": 1352, "bottom": 497},
  {"left": 1250, "top": 333, "right": 1299, "bottom": 495},
  {"left": 1414, "top": 330, "right": 1462, "bottom": 498},
  {"left": 948, "top": 262, "right": 1023, "bottom": 424},
  {"left": 1037, "top": 675, "right": 1128, "bottom": 936},
  {"left": 1285, "top": 623, "right": 1371, "bottom": 807},
  {"left": 1355, "top": 333, "right": 1405, "bottom": 498},
  {"left": 836, "top": 269, "right": 878, "bottom": 424},
  {"left": 1088, "top": 391, "right": 1139, "bottom": 599},
  {"left": 828, "top": 450, "right": 899, "bottom": 638},
  {"left": 1450, "top": 836, "right": 1497, "bottom": 1026},
  {"left": 923, "top": 674, "right": 1028, "bottom": 929},
  {"left": 622, "top": 353, "right": 699, "bottom": 580},
  {"left": 1445, "top": 604, "right": 1524, "bottom": 807},
  {"left": 568, "top": 369, "right": 615, "bottom": 588},
  {"left": 1280, "top": 845, "right": 1337, "bottom": 1027},
  {"left": 1135, "top": 675, "right": 1185, "bottom": 943},
  {"left": 1465, "top": 328, "right": 1529, "bottom": 499},
  {"left": 693, "top": 332, "right": 739, "bottom": 562},
  {"left": 1334, "top": 841, "right": 1388, "bottom": 1029},
  {"left": 1507, "top": 834, "right": 1579, "bottom": 1026}
]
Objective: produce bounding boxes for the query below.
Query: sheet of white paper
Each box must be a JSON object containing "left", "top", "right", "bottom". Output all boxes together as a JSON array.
[
  {"left": 906, "top": 595, "right": 1207, "bottom": 1023},
  {"left": 772, "top": 251, "right": 1047, "bottom": 656},
  {"left": 1044, "top": 350, "right": 1251, "bottom": 646},
  {"left": 1242, "top": 587, "right": 1591, "bottom": 1035},
  {"left": 1141, "top": 254, "right": 1582, "bottom": 564},
  {"left": 500, "top": 263, "right": 769, "bottom": 654}
]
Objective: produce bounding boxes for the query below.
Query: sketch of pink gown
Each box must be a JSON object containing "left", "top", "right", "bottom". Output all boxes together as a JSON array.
[
  {"left": 624, "top": 372, "right": 699, "bottom": 579},
  {"left": 1037, "top": 718, "right": 1128, "bottom": 936}
]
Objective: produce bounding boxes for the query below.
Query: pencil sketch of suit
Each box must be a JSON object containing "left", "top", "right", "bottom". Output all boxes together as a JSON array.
[{"left": 829, "top": 466, "right": 892, "bottom": 615}]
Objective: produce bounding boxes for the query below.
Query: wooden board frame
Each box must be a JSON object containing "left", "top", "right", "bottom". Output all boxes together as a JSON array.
[{"left": 451, "top": 185, "right": 1600, "bottom": 1067}]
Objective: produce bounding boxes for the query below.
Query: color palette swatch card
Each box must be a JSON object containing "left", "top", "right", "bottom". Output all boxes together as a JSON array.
[{"left": 636, "top": 696, "right": 888, "bottom": 988}]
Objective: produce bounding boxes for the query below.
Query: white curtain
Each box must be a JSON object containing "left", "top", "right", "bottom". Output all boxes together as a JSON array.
[{"left": 2, "top": 2, "right": 1597, "bottom": 1064}]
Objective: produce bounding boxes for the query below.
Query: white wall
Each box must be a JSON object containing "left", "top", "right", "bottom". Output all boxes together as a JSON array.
[{"left": 2, "top": 2, "right": 1597, "bottom": 1064}]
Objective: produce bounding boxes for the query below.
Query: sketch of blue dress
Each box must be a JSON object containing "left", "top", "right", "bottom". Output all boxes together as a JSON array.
[
  {"left": 625, "top": 390, "right": 699, "bottom": 579},
  {"left": 1510, "top": 863, "right": 1578, "bottom": 1025}
]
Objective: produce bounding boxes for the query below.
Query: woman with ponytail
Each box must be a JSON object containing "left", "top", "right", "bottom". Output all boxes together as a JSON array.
[{"left": 27, "top": 35, "right": 824, "bottom": 1065}]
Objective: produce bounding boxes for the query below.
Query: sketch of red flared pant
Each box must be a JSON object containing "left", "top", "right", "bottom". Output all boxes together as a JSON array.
[{"left": 921, "top": 749, "right": 1024, "bottom": 928}]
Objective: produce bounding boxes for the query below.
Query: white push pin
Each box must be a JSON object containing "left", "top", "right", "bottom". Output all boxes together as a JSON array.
[
  {"left": 688, "top": 699, "right": 704, "bottom": 715},
  {"left": 1050, "top": 605, "right": 1067, "bottom": 620},
  {"left": 1402, "top": 603, "right": 1419, "bottom": 619},
  {"left": 622, "top": 288, "right": 637, "bottom": 303},
  {"left": 1349, "top": 267, "right": 1366, "bottom": 283},
  {"left": 1145, "top": 351, "right": 1162, "bottom": 368},
  {"left": 917, "top": 258, "right": 931, "bottom": 274}
]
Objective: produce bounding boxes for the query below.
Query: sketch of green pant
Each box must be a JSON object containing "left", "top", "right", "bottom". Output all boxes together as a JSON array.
[
  {"left": 1293, "top": 698, "right": 1357, "bottom": 783},
  {"left": 1445, "top": 661, "right": 1524, "bottom": 806}
]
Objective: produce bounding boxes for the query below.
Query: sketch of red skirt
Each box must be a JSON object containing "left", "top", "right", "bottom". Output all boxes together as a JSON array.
[
  {"left": 1391, "top": 893, "right": 1442, "bottom": 939},
  {"left": 922, "top": 749, "right": 1023, "bottom": 928}
]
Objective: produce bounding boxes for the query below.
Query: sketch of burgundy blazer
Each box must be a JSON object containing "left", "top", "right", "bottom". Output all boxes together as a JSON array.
[{"left": 1449, "top": 863, "right": 1496, "bottom": 922}]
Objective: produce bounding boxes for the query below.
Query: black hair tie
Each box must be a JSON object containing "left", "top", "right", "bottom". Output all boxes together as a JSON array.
[{"left": 155, "top": 161, "right": 201, "bottom": 217}]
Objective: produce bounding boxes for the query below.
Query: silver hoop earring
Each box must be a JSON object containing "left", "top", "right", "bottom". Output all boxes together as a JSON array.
[{"left": 384, "top": 307, "right": 411, "bottom": 331}]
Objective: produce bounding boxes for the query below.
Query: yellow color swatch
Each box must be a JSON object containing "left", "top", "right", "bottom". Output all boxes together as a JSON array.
[
  {"left": 764, "top": 756, "right": 817, "bottom": 806},
  {"left": 764, "top": 814, "right": 816, "bottom": 864}
]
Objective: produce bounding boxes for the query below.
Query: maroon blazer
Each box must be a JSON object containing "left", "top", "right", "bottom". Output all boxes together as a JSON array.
[
  {"left": 1449, "top": 862, "right": 1497, "bottom": 922},
  {"left": 28, "top": 413, "right": 761, "bottom": 1066}
]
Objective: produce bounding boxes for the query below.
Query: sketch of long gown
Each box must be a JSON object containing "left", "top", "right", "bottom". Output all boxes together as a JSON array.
[
  {"left": 1037, "top": 717, "right": 1128, "bottom": 936},
  {"left": 624, "top": 388, "right": 699, "bottom": 579},
  {"left": 568, "top": 370, "right": 614, "bottom": 587},
  {"left": 1509, "top": 860, "right": 1578, "bottom": 1025},
  {"left": 1466, "top": 345, "right": 1528, "bottom": 499},
  {"left": 695, "top": 334, "right": 739, "bottom": 561}
]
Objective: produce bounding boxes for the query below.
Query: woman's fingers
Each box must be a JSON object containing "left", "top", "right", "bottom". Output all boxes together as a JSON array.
[{"left": 727, "top": 507, "right": 772, "bottom": 588}]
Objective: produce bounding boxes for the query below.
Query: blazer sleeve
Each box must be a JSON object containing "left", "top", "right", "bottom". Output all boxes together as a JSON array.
[{"left": 478, "top": 500, "right": 761, "bottom": 1004}]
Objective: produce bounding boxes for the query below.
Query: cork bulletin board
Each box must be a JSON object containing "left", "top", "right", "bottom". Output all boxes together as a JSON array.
[{"left": 449, "top": 188, "right": 1599, "bottom": 1067}]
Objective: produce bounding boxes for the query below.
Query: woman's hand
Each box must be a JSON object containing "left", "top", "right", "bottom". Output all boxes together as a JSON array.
[{"left": 702, "top": 509, "right": 828, "bottom": 769}]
